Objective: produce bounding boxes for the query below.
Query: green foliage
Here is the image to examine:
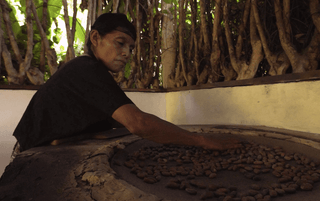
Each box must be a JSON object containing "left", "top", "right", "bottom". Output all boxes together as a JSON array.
[
  {"left": 52, "top": 27, "right": 62, "bottom": 44},
  {"left": 14, "top": 0, "right": 63, "bottom": 48},
  {"left": 124, "top": 61, "right": 131, "bottom": 79},
  {"left": 0, "top": 76, "right": 9, "bottom": 85},
  {"left": 17, "top": 0, "right": 26, "bottom": 15},
  {"left": 33, "top": 31, "right": 42, "bottom": 42},
  {"left": 104, "top": 1, "right": 113, "bottom": 13},
  {"left": 163, "top": 0, "right": 178, "bottom": 4},
  {"left": 21, "top": 0, "right": 63, "bottom": 27},
  {"left": 47, "top": 0, "right": 63, "bottom": 19},
  {"left": 16, "top": 24, "right": 27, "bottom": 42},
  {"left": 32, "top": 42, "right": 42, "bottom": 63},
  {"left": 7, "top": 2, "right": 21, "bottom": 38},
  {"left": 162, "top": 10, "right": 169, "bottom": 14},
  {"left": 52, "top": 15, "right": 85, "bottom": 62},
  {"left": 73, "top": 41, "right": 84, "bottom": 56},
  {"left": 44, "top": 67, "right": 51, "bottom": 81},
  {"left": 118, "top": 1, "right": 125, "bottom": 14},
  {"left": 59, "top": 51, "right": 66, "bottom": 60},
  {"left": 67, "top": 16, "right": 86, "bottom": 43}
]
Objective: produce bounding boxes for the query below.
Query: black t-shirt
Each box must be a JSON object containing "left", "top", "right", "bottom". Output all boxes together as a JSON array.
[{"left": 13, "top": 56, "right": 133, "bottom": 151}]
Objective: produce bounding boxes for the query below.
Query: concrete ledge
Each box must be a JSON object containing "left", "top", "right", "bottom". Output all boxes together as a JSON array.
[{"left": 1, "top": 70, "right": 320, "bottom": 91}]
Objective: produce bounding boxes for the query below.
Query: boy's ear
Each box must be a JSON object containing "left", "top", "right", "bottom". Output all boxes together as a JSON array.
[{"left": 90, "top": 30, "right": 100, "bottom": 47}]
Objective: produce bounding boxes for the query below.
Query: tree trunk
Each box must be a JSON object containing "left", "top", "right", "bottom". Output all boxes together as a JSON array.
[
  {"left": 224, "top": 0, "right": 263, "bottom": 80},
  {"left": 135, "top": 0, "right": 141, "bottom": 79},
  {"left": 71, "top": 0, "right": 77, "bottom": 46},
  {"left": 161, "top": 1, "right": 177, "bottom": 88},
  {"left": 190, "top": 0, "right": 202, "bottom": 85},
  {"left": 0, "top": 0, "right": 23, "bottom": 64},
  {"left": 152, "top": 1, "right": 161, "bottom": 89},
  {"left": 235, "top": 0, "right": 251, "bottom": 60},
  {"left": 236, "top": 5, "right": 263, "bottom": 80},
  {"left": 174, "top": 57, "right": 185, "bottom": 87},
  {"left": 92, "top": 0, "right": 97, "bottom": 22},
  {"left": 39, "top": 0, "right": 48, "bottom": 73},
  {"left": 195, "top": 0, "right": 209, "bottom": 84},
  {"left": 134, "top": 1, "right": 143, "bottom": 88},
  {"left": 63, "top": 0, "right": 76, "bottom": 62},
  {"left": 305, "top": 30, "right": 320, "bottom": 71},
  {"left": 31, "top": 0, "right": 58, "bottom": 75},
  {"left": 178, "top": 0, "right": 194, "bottom": 86},
  {"left": 283, "top": 0, "right": 291, "bottom": 41},
  {"left": 113, "top": 0, "right": 120, "bottom": 13},
  {"left": 137, "top": 0, "right": 155, "bottom": 89},
  {"left": 200, "top": 0, "right": 210, "bottom": 57},
  {"left": 185, "top": 0, "right": 196, "bottom": 86},
  {"left": 223, "top": 0, "right": 240, "bottom": 74},
  {"left": 310, "top": 0, "right": 320, "bottom": 34},
  {"left": 252, "top": 0, "right": 290, "bottom": 76},
  {"left": 121, "top": 1, "right": 137, "bottom": 89},
  {"left": 1, "top": 0, "right": 43, "bottom": 85},
  {"left": 19, "top": 0, "right": 33, "bottom": 80},
  {"left": 98, "top": 0, "right": 103, "bottom": 16},
  {"left": 274, "top": 0, "right": 309, "bottom": 73},
  {"left": 209, "top": 0, "right": 222, "bottom": 83},
  {"left": 1, "top": 39, "right": 20, "bottom": 84},
  {"left": 179, "top": 0, "right": 187, "bottom": 85},
  {"left": 84, "top": 0, "right": 93, "bottom": 54},
  {"left": 307, "top": 0, "right": 320, "bottom": 71},
  {"left": 27, "top": 67, "right": 44, "bottom": 85},
  {"left": 24, "top": 0, "right": 44, "bottom": 85},
  {"left": 124, "top": 0, "right": 130, "bottom": 15}
]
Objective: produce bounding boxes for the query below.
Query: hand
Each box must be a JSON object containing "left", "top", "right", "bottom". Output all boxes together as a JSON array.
[{"left": 198, "top": 135, "right": 242, "bottom": 150}]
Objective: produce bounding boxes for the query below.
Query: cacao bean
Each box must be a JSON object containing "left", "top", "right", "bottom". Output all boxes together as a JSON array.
[{"left": 185, "top": 187, "right": 197, "bottom": 195}]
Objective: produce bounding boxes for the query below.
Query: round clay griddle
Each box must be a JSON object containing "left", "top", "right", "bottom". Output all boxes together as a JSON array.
[{"left": 111, "top": 133, "right": 320, "bottom": 201}]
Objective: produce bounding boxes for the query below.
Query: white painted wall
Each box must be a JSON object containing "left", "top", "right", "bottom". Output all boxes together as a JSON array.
[
  {"left": 165, "top": 81, "right": 320, "bottom": 134},
  {"left": 1, "top": 80, "right": 320, "bottom": 175},
  {"left": 126, "top": 92, "right": 167, "bottom": 120},
  {"left": 0, "top": 90, "right": 36, "bottom": 176}
]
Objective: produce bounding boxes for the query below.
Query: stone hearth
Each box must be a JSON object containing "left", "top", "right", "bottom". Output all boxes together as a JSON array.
[{"left": 1, "top": 126, "right": 320, "bottom": 201}]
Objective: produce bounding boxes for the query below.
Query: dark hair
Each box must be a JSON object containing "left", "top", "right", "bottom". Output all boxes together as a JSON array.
[{"left": 86, "top": 13, "right": 136, "bottom": 57}]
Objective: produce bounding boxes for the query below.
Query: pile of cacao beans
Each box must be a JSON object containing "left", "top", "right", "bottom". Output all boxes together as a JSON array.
[{"left": 121, "top": 141, "right": 319, "bottom": 201}]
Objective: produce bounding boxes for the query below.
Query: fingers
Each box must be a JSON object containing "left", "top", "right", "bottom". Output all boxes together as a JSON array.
[
  {"left": 50, "top": 138, "right": 68, "bottom": 145},
  {"left": 50, "top": 139, "right": 61, "bottom": 145}
]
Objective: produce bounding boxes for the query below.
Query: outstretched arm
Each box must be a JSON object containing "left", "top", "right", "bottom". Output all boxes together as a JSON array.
[{"left": 112, "top": 104, "right": 241, "bottom": 150}]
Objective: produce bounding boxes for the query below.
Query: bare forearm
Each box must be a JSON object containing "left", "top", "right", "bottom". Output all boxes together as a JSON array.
[
  {"left": 133, "top": 113, "right": 202, "bottom": 147},
  {"left": 112, "top": 104, "right": 241, "bottom": 150}
]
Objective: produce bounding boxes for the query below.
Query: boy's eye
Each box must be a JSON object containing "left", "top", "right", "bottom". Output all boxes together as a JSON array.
[{"left": 117, "top": 41, "right": 124, "bottom": 46}]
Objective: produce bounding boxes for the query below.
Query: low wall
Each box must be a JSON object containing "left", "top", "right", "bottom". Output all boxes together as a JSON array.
[
  {"left": 0, "top": 90, "right": 35, "bottom": 176},
  {"left": 1, "top": 80, "right": 320, "bottom": 175},
  {"left": 166, "top": 81, "right": 320, "bottom": 134}
]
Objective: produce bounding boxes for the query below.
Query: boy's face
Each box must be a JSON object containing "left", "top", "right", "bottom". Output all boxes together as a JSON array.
[{"left": 93, "top": 30, "right": 135, "bottom": 73}]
